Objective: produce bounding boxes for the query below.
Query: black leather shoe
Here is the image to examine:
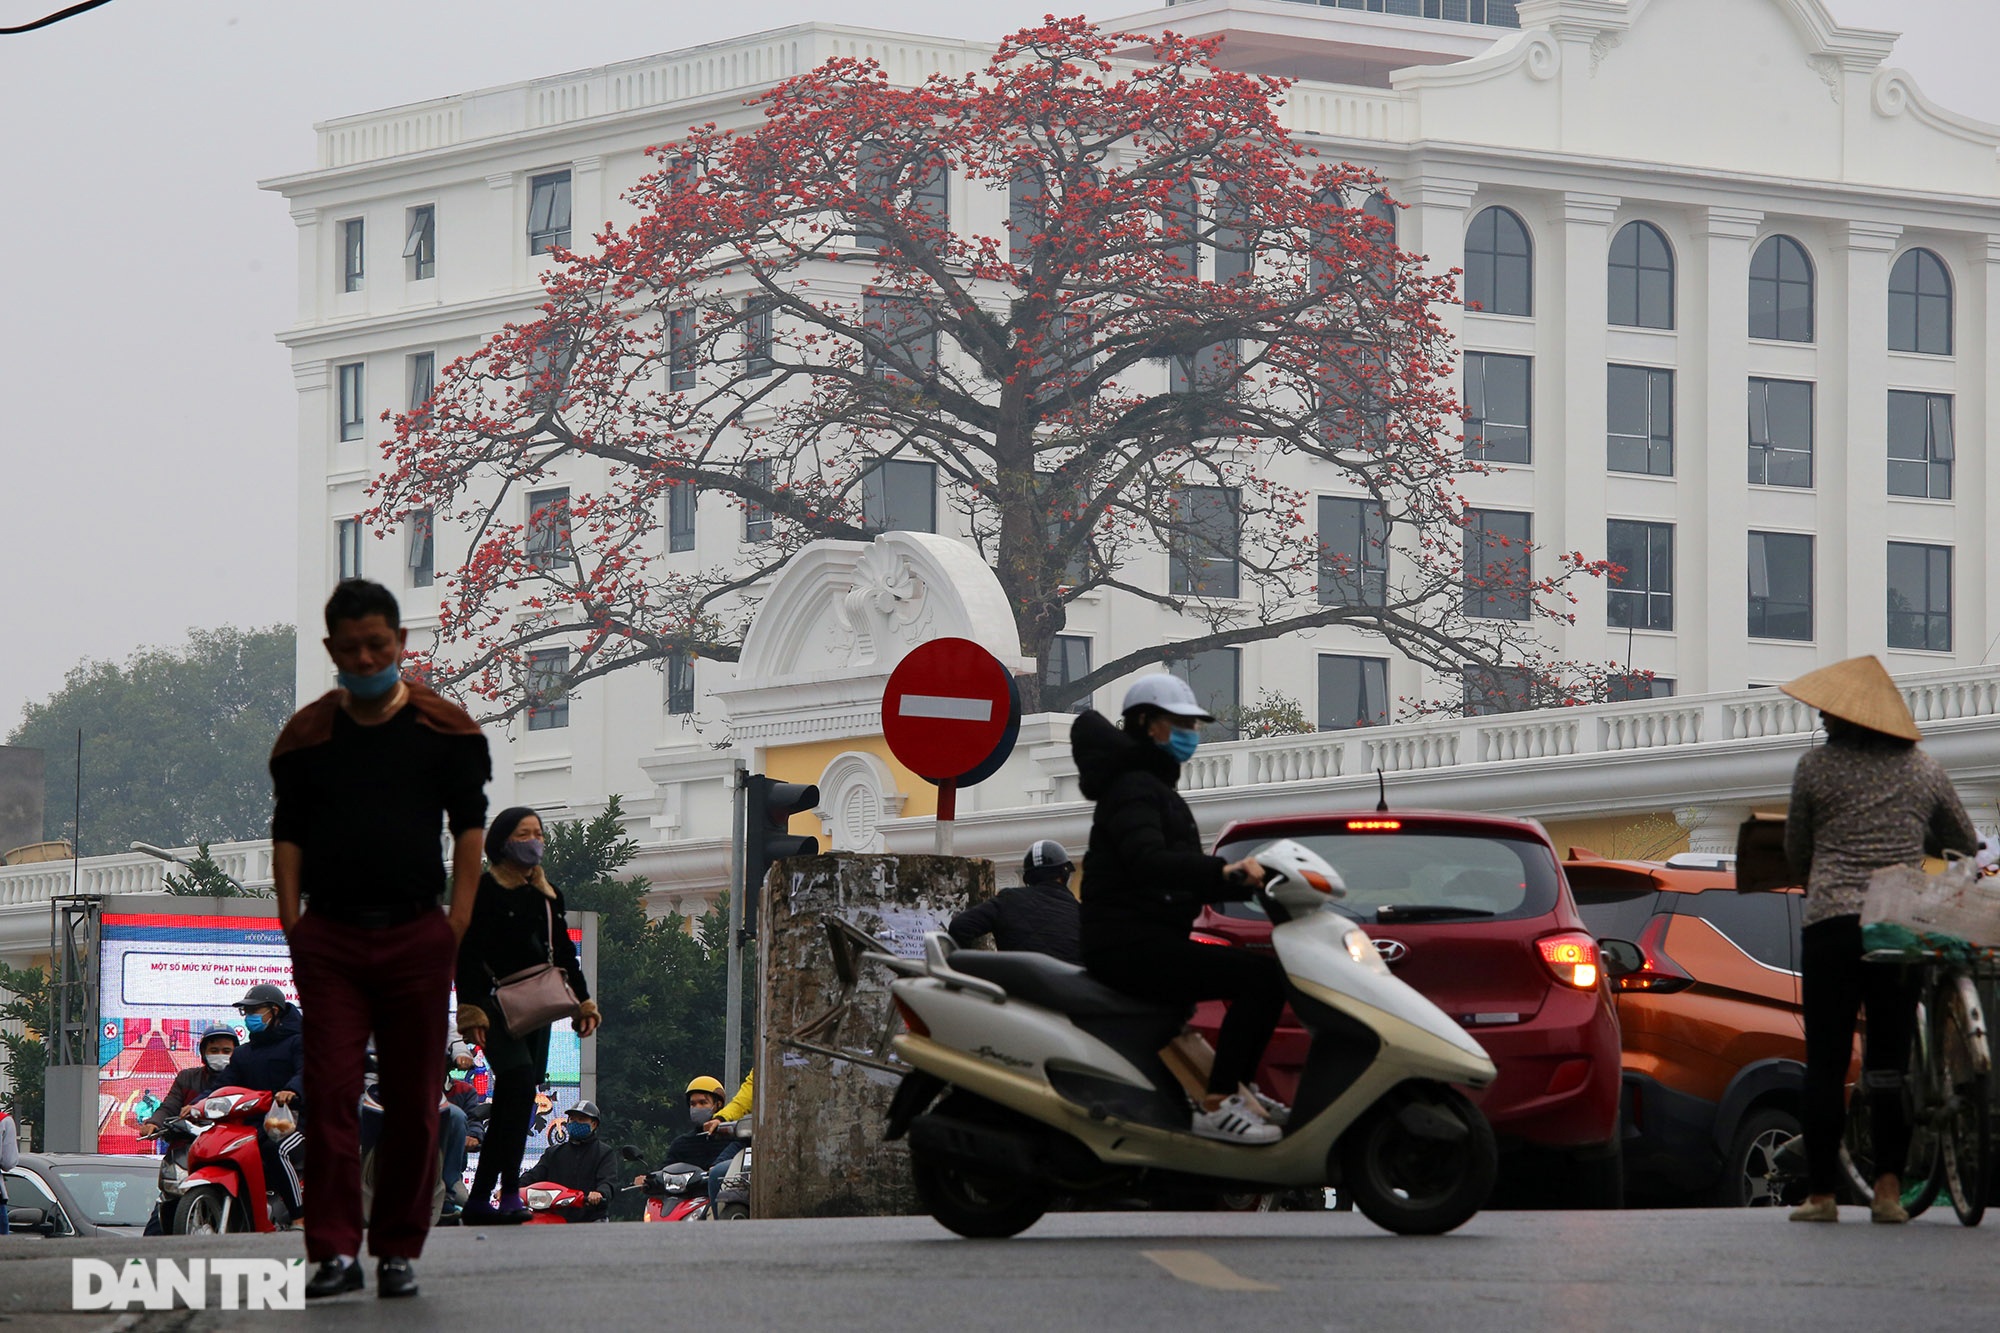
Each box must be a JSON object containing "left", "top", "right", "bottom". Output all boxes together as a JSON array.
[
  {"left": 305, "top": 1259, "right": 363, "bottom": 1299},
  {"left": 377, "top": 1257, "right": 419, "bottom": 1299}
]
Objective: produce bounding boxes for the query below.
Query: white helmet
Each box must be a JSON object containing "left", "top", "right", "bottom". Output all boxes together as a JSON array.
[{"left": 1120, "top": 673, "right": 1214, "bottom": 722}]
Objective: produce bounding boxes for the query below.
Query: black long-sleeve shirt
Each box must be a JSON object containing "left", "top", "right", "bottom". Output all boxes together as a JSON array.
[
  {"left": 454, "top": 871, "right": 590, "bottom": 1020},
  {"left": 269, "top": 685, "right": 490, "bottom": 918}
]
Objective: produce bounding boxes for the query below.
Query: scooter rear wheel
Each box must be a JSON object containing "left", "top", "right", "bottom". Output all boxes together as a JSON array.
[
  {"left": 1338, "top": 1085, "right": 1497, "bottom": 1236},
  {"left": 911, "top": 1149, "right": 1051, "bottom": 1239},
  {"left": 172, "top": 1184, "right": 239, "bottom": 1235}
]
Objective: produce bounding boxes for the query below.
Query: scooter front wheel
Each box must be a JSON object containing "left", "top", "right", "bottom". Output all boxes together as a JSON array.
[
  {"left": 172, "top": 1184, "right": 238, "bottom": 1235},
  {"left": 911, "top": 1149, "right": 1051, "bottom": 1239},
  {"left": 1339, "top": 1085, "right": 1497, "bottom": 1236}
]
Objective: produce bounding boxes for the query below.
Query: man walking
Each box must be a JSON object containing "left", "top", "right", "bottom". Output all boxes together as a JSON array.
[{"left": 272, "top": 579, "right": 491, "bottom": 1299}]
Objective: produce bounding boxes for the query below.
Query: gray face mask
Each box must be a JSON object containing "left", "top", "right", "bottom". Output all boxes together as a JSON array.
[{"left": 204, "top": 1053, "right": 231, "bottom": 1072}]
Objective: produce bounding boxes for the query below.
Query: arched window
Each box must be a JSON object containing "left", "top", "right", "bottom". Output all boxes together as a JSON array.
[
  {"left": 1464, "top": 206, "right": 1532, "bottom": 317},
  {"left": 1749, "top": 235, "right": 1814, "bottom": 343},
  {"left": 1312, "top": 189, "right": 1396, "bottom": 293},
  {"left": 1608, "top": 221, "right": 1674, "bottom": 329},
  {"left": 1889, "top": 248, "right": 1953, "bottom": 356}
]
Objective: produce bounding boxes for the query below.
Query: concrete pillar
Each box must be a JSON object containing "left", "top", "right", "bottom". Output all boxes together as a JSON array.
[
  {"left": 754, "top": 853, "right": 994, "bottom": 1218},
  {"left": 1556, "top": 193, "right": 1620, "bottom": 665},
  {"left": 1835, "top": 222, "right": 1901, "bottom": 658},
  {"left": 1673, "top": 802, "right": 1757, "bottom": 859},
  {"left": 1694, "top": 208, "right": 1763, "bottom": 694}
]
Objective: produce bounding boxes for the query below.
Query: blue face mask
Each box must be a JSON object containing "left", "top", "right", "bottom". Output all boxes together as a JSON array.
[
  {"left": 337, "top": 660, "right": 402, "bottom": 700},
  {"left": 242, "top": 1011, "right": 268, "bottom": 1034},
  {"left": 508, "top": 838, "right": 545, "bottom": 867},
  {"left": 1158, "top": 726, "right": 1201, "bottom": 764},
  {"left": 566, "top": 1120, "right": 595, "bottom": 1142}
]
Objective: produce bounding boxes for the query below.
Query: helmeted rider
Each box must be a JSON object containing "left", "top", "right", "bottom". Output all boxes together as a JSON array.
[
  {"left": 1072, "top": 675, "right": 1281, "bottom": 1145},
  {"left": 141, "top": 1026, "right": 242, "bottom": 1139},
  {"left": 632, "top": 1076, "right": 733, "bottom": 1195},
  {"left": 947, "top": 840, "right": 1081, "bottom": 963},
  {"left": 530, "top": 1100, "right": 621, "bottom": 1222},
  {"left": 219, "top": 982, "right": 309, "bottom": 1218}
]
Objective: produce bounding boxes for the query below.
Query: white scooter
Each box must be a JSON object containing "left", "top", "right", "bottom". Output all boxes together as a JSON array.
[{"left": 873, "top": 840, "right": 1500, "bottom": 1237}]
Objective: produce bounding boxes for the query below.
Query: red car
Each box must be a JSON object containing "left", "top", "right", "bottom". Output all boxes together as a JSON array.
[{"left": 1192, "top": 810, "right": 1625, "bottom": 1206}]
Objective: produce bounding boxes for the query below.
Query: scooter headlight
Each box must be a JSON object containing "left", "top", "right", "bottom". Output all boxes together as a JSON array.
[
  {"left": 200, "top": 1094, "right": 241, "bottom": 1120},
  {"left": 662, "top": 1171, "right": 695, "bottom": 1193},
  {"left": 525, "top": 1188, "right": 558, "bottom": 1210}
]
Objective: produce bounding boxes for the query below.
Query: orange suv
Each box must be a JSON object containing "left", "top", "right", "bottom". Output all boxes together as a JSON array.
[{"left": 1566, "top": 849, "right": 1810, "bottom": 1206}]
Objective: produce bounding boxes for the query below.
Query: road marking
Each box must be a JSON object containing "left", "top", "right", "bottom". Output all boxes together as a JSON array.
[
  {"left": 898, "top": 694, "right": 993, "bottom": 721},
  {"left": 1139, "top": 1250, "right": 1279, "bottom": 1292}
]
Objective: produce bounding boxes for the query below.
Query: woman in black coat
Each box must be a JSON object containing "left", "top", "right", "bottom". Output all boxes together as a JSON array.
[
  {"left": 454, "top": 807, "right": 598, "bottom": 1219},
  {"left": 1074, "top": 674, "right": 1280, "bottom": 1145}
]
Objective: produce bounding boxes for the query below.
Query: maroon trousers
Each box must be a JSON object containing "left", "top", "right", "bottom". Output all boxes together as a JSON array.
[{"left": 289, "top": 908, "right": 453, "bottom": 1261}]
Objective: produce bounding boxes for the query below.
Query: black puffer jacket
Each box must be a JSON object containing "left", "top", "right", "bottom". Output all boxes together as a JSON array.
[
  {"left": 218, "top": 1005, "right": 305, "bottom": 1100},
  {"left": 948, "top": 881, "right": 1081, "bottom": 963},
  {"left": 1072, "top": 710, "right": 1235, "bottom": 961}
]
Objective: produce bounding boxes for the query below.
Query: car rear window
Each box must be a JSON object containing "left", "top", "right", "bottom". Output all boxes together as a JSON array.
[
  {"left": 1685, "top": 890, "right": 1800, "bottom": 973},
  {"left": 1214, "top": 828, "right": 1562, "bottom": 925},
  {"left": 1571, "top": 886, "right": 1662, "bottom": 944},
  {"left": 51, "top": 1164, "right": 156, "bottom": 1227}
]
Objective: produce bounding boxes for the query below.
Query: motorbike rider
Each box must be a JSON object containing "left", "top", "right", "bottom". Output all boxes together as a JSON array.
[
  {"left": 632, "top": 1077, "right": 732, "bottom": 1194},
  {"left": 947, "top": 840, "right": 1082, "bottom": 963},
  {"left": 1072, "top": 675, "right": 1281, "bottom": 1145},
  {"left": 700, "top": 1073, "right": 753, "bottom": 1209},
  {"left": 529, "top": 1100, "right": 620, "bottom": 1222},
  {"left": 140, "top": 1026, "right": 240, "bottom": 1138},
  {"left": 219, "top": 982, "right": 308, "bottom": 1219}
]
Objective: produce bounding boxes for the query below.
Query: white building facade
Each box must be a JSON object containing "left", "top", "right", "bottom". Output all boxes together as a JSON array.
[{"left": 252, "top": 0, "right": 2000, "bottom": 906}]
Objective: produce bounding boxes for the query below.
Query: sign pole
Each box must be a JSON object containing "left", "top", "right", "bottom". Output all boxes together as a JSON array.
[
  {"left": 935, "top": 779, "right": 956, "bottom": 856},
  {"left": 724, "top": 761, "right": 747, "bottom": 1089}
]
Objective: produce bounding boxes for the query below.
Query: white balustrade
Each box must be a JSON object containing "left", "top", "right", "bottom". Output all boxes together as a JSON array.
[{"left": 1280, "top": 85, "right": 1416, "bottom": 142}]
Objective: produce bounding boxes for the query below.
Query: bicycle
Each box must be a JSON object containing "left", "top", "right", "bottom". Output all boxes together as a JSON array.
[{"left": 1842, "top": 944, "right": 1993, "bottom": 1227}]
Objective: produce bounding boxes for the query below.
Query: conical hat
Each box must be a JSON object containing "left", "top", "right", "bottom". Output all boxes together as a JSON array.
[{"left": 1781, "top": 656, "right": 1920, "bottom": 741}]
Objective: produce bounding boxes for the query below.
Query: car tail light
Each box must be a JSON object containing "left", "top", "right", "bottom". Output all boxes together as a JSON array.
[
  {"left": 1536, "top": 931, "right": 1600, "bottom": 990},
  {"left": 892, "top": 996, "right": 930, "bottom": 1038},
  {"left": 1615, "top": 915, "right": 1693, "bottom": 994},
  {"left": 1190, "top": 932, "right": 1234, "bottom": 947}
]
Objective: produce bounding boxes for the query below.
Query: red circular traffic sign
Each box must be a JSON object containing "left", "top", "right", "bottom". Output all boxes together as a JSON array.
[{"left": 882, "top": 638, "right": 1016, "bottom": 783}]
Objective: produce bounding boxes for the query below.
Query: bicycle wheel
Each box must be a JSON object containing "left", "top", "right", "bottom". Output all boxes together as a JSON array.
[
  {"left": 1938, "top": 976, "right": 1990, "bottom": 1226},
  {"left": 1840, "top": 995, "right": 1942, "bottom": 1217}
]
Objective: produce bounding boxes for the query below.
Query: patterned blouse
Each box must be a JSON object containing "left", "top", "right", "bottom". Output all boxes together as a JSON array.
[{"left": 1784, "top": 740, "right": 1977, "bottom": 928}]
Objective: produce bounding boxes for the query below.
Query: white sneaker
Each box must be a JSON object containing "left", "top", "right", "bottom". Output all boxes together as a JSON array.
[
  {"left": 1191, "top": 1095, "right": 1282, "bottom": 1145},
  {"left": 1244, "top": 1083, "right": 1291, "bottom": 1127}
]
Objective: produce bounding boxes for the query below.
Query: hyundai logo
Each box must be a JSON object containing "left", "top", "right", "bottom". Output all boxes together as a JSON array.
[{"left": 1373, "top": 938, "right": 1409, "bottom": 964}]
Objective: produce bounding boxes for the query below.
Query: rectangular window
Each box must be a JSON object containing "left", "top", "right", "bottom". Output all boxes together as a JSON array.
[
  {"left": 1212, "top": 181, "right": 1254, "bottom": 284},
  {"left": 525, "top": 648, "right": 570, "bottom": 731},
  {"left": 665, "top": 649, "right": 695, "bottom": 716},
  {"left": 1748, "top": 531, "right": 1813, "bottom": 641},
  {"left": 407, "top": 351, "right": 435, "bottom": 415},
  {"left": 1606, "top": 519, "right": 1673, "bottom": 632},
  {"left": 1318, "top": 655, "right": 1389, "bottom": 731},
  {"left": 1606, "top": 673, "right": 1676, "bottom": 702},
  {"left": 855, "top": 141, "right": 947, "bottom": 249},
  {"left": 1170, "top": 341, "right": 1238, "bottom": 396},
  {"left": 1887, "top": 390, "right": 1953, "bottom": 500},
  {"left": 407, "top": 508, "right": 434, "bottom": 588},
  {"left": 341, "top": 218, "right": 364, "bottom": 292},
  {"left": 337, "top": 362, "right": 365, "bottom": 441},
  {"left": 861, "top": 458, "right": 937, "bottom": 534},
  {"left": 1046, "top": 634, "right": 1093, "bottom": 714},
  {"left": 1887, "top": 542, "right": 1951, "bottom": 652},
  {"left": 525, "top": 328, "right": 572, "bottom": 414},
  {"left": 862, "top": 294, "right": 937, "bottom": 382},
  {"left": 744, "top": 296, "right": 775, "bottom": 377},
  {"left": 743, "top": 457, "right": 773, "bottom": 544},
  {"left": 1464, "top": 352, "right": 1532, "bottom": 464},
  {"left": 1462, "top": 664, "right": 1533, "bottom": 717},
  {"left": 525, "top": 487, "right": 572, "bottom": 570},
  {"left": 1463, "top": 508, "right": 1531, "bottom": 620},
  {"left": 336, "top": 518, "right": 363, "bottom": 580},
  {"left": 1318, "top": 495, "right": 1388, "bottom": 608},
  {"left": 669, "top": 308, "right": 697, "bottom": 392},
  {"left": 528, "top": 171, "right": 572, "bottom": 254},
  {"left": 1161, "top": 177, "right": 1199, "bottom": 278},
  {"left": 1168, "top": 484, "right": 1241, "bottom": 599},
  {"left": 1168, "top": 648, "right": 1241, "bottom": 741},
  {"left": 403, "top": 205, "right": 435, "bottom": 281},
  {"left": 1009, "top": 165, "right": 1044, "bottom": 267},
  {"left": 1607, "top": 365, "right": 1673, "bottom": 476},
  {"left": 1748, "top": 378, "right": 1814, "bottom": 488},
  {"left": 1041, "top": 471, "right": 1092, "bottom": 586},
  {"left": 667, "top": 483, "right": 696, "bottom": 553}
]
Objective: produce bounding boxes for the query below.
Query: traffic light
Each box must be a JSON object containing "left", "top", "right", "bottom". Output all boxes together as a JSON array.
[{"left": 741, "top": 775, "right": 820, "bottom": 941}]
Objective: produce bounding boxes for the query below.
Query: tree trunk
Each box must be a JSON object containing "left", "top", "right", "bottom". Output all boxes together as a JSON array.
[{"left": 752, "top": 852, "right": 995, "bottom": 1218}]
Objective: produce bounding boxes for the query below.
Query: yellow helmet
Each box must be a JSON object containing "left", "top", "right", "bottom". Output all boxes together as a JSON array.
[{"left": 685, "top": 1075, "right": 725, "bottom": 1103}]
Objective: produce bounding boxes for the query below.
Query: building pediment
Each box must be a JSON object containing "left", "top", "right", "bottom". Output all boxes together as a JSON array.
[{"left": 1395, "top": 0, "right": 1999, "bottom": 194}]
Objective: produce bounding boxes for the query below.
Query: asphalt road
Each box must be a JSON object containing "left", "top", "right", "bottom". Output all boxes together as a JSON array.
[{"left": 3, "top": 1206, "right": 1997, "bottom": 1332}]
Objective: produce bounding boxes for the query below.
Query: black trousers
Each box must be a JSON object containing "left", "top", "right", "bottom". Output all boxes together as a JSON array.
[
  {"left": 469, "top": 1024, "right": 551, "bottom": 1199},
  {"left": 1087, "top": 940, "right": 1287, "bottom": 1095},
  {"left": 1801, "top": 914, "right": 1917, "bottom": 1196}
]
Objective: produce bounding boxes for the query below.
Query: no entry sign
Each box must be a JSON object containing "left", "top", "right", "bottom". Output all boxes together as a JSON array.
[{"left": 882, "top": 638, "right": 1019, "bottom": 783}]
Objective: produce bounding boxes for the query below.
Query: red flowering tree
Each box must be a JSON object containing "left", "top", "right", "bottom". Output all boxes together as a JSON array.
[{"left": 370, "top": 17, "right": 1619, "bottom": 723}]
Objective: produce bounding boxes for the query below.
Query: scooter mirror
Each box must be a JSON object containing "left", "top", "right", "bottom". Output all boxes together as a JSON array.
[{"left": 620, "top": 1145, "right": 644, "bottom": 1162}]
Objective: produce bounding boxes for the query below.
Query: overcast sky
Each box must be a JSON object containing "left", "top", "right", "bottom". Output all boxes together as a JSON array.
[{"left": 0, "top": 0, "right": 1993, "bottom": 732}]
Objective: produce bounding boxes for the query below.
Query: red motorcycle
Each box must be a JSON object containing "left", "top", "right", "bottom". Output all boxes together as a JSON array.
[
  {"left": 521, "top": 1179, "right": 592, "bottom": 1224},
  {"left": 169, "top": 1087, "right": 299, "bottom": 1234},
  {"left": 638, "top": 1163, "right": 711, "bottom": 1223}
]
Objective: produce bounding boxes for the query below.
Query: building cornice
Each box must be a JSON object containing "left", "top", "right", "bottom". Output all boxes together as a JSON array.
[{"left": 275, "top": 290, "right": 551, "bottom": 352}]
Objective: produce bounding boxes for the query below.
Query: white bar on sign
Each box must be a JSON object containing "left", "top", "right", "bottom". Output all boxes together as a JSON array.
[{"left": 899, "top": 694, "right": 993, "bottom": 722}]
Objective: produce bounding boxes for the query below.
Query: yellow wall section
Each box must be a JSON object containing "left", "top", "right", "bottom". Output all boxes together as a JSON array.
[
  {"left": 763, "top": 736, "right": 937, "bottom": 832},
  {"left": 1543, "top": 812, "right": 1690, "bottom": 863}
]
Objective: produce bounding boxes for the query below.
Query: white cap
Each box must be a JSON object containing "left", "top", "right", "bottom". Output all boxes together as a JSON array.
[{"left": 1120, "top": 673, "right": 1215, "bottom": 722}]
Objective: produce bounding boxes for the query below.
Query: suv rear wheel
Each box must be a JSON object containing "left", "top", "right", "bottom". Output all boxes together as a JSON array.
[{"left": 1715, "top": 1107, "right": 1800, "bottom": 1207}]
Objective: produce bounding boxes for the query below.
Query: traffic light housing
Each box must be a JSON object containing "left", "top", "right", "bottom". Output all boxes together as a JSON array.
[{"left": 742, "top": 775, "right": 820, "bottom": 940}]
